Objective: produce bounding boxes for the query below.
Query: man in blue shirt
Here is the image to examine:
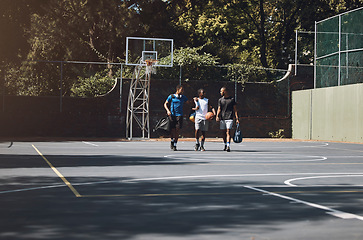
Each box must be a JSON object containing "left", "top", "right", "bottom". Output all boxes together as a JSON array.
[{"left": 164, "top": 85, "right": 188, "bottom": 151}]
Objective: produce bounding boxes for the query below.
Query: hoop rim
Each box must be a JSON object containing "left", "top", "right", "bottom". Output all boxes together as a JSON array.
[{"left": 143, "top": 59, "right": 158, "bottom": 66}]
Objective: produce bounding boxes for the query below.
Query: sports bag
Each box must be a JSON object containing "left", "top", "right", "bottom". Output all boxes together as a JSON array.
[
  {"left": 153, "top": 116, "right": 171, "bottom": 134},
  {"left": 233, "top": 123, "right": 243, "bottom": 143}
]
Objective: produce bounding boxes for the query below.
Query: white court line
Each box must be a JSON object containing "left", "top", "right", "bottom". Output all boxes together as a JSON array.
[
  {"left": 285, "top": 174, "right": 363, "bottom": 187},
  {"left": 245, "top": 185, "right": 363, "bottom": 221},
  {"left": 3, "top": 172, "right": 363, "bottom": 195},
  {"left": 232, "top": 142, "right": 330, "bottom": 149},
  {"left": 0, "top": 184, "right": 66, "bottom": 194},
  {"left": 164, "top": 154, "right": 327, "bottom": 163},
  {"left": 0, "top": 180, "right": 117, "bottom": 195},
  {"left": 82, "top": 141, "right": 99, "bottom": 147}
]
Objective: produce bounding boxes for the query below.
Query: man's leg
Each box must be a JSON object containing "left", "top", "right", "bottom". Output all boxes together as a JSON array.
[
  {"left": 172, "top": 116, "right": 183, "bottom": 151},
  {"left": 220, "top": 130, "right": 227, "bottom": 150},
  {"left": 174, "top": 128, "right": 180, "bottom": 142},
  {"left": 170, "top": 128, "right": 176, "bottom": 149},
  {"left": 220, "top": 120, "right": 227, "bottom": 151},
  {"left": 226, "top": 128, "right": 231, "bottom": 152},
  {"left": 195, "top": 129, "right": 200, "bottom": 151},
  {"left": 200, "top": 131, "right": 206, "bottom": 151},
  {"left": 225, "top": 120, "right": 234, "bottom": 152}
]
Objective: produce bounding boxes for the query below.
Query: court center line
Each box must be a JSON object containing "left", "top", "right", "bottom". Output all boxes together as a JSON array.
[
  {"left": 244, "top": 185, "right": 363, "bottom": 221},
  {"left": 32, "top": 144, "right": 81, "bottom": 197}
]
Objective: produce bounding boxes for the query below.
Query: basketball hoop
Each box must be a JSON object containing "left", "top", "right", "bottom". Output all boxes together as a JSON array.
[
  {"left": 125, "top": 37, "right": 173, "bottom": 139},
  {"left": 144, "top": 59, "right": 158, "bottom": 75}
]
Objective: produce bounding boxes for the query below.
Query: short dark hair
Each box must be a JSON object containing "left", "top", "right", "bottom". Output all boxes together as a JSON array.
[
  {"left": 176, "top": 85, "right": 183, "bottom": 91},
  {"left": 221, "top": 86, "right": 228, "bottom": 92},
  {"left": 198, "top": 88, "right": 204, "bottom": 94}
]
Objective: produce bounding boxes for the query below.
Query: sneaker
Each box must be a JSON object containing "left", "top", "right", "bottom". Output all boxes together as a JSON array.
[
  {"left": 226, "top": 146, "right": 230, "bottom": 152},
  {"left": 194, "top": 143, "right": 200, "bottom": 151},
  {"left": 172, "top": 146, "right": 177, "bottom": 151},
  {"left": 200, "top": 146, "right": 205, "bottom": 151}
]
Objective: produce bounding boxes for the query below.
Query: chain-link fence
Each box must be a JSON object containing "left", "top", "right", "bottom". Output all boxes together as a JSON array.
[
  {"left": 1, "top": 60, "right": 312, "bottom": 138},
  {"left": 315, "top": 7, "right": 363, "bottom": 88},
  {"left": 1, "top": 61, "right": 288, "bottom": 109}
]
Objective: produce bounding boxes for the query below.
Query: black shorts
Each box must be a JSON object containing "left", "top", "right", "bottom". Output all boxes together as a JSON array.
[{"left": 170, "top": 115, "right": 183, "bottom": 129}]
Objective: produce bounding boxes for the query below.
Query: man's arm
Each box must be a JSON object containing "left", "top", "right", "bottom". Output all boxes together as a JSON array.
[
  {"left": 164, "top": 100, "right": 171, "bottom": 116},
  {"left": 216, "top": 106, "right": 221, "bottom": 122},
  {"left": 208, "top": 102, "right": 216, "bottom": 116},
  {"left": 192, "top": 98, "right": 199, "bottom": 111},
  {"left": 233, "top": 105, "right": 239, "bottom": 123}
]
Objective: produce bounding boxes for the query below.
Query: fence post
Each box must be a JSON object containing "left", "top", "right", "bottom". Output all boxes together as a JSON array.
[
  {"left": 1, "top": 75, "right": 4, "bottom": 113},
  {"left": 338, "top": 15, "right": 341, "bottom": 86},
  {"left": 179, "top": 65, "right": 182, "bottom": 85},
  {"left": 314, "top": 21, "right": 317, "bottom": 89},
  {"left": 295, "top": 30, "right": 298, "bottom": 76},
  {"left": 60, "top": 61, "right": 63, "bottom": 113},
  {"left": 119, "top": 63, "right": 123, "bottom": 113},
  {"left": 235, "top": 81, "right": 237, "bottom": 102}
]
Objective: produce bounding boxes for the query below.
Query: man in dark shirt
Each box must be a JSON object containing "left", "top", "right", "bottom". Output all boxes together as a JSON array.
[{"left": 216, "top": 87, "right": 239, "bottom": 152}]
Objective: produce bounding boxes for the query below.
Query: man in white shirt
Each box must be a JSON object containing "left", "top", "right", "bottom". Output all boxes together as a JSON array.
[{"left": 192, "top": 89, "right": 216, "bottom": 151}]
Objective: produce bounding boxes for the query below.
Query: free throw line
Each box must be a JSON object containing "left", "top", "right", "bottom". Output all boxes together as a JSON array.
[{"left": 32, "top": 144, "right": 81, "bottom": 197}]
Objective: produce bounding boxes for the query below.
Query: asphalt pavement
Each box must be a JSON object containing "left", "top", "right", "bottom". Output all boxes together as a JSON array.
[{"left": 1, "top": 139, "right": 363, "bottom": 240}]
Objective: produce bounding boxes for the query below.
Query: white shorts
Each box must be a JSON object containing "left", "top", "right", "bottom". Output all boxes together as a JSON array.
[
  {"left": 195, "top": 118, "right": 209, "bottom": 131},
  {"left": 220, "top": 120, "right": 233, "bottom": 130}
]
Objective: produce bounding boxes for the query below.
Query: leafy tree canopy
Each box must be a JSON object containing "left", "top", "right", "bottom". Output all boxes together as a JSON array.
[{"left": 1, "top": 0, "right": 362, "bottom": 96}]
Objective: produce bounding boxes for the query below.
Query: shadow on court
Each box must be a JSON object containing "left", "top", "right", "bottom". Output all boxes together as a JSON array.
[
  {"left": 1, "top": 153, "right": 363, "bottom": 240},
  {"left": 0, "top": 178, "right": 330, "bottom": 239},
  {"left": 0, "top": 154, "right": 199, "bottom": 168}
]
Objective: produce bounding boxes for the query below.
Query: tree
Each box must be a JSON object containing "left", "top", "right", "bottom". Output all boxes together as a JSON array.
[
  {"left": 156, "top": 46, "right": 220, "bottom": 81},
  {"left": 169, "top": 0, "right": 363, "bottom": 69},
  {"left": 5, "top": 0, "right": 143, "bottom": 96},
  {"left": 2, "top": 0, "right": 362, "bottom": 96}
]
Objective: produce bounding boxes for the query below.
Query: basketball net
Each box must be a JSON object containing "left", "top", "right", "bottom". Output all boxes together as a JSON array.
[{"left": 144, "top": 59, "right": 158, "bottom": 76}]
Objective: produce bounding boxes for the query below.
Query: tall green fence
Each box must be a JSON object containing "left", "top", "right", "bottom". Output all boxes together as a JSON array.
[{"left": 315, "top": 7, "right": 363, "bottom": 88}]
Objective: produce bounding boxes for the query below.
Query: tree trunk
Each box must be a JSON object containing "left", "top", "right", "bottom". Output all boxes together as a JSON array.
[{"left": 258, "top": 0, "right": 269, "bottom": 68}]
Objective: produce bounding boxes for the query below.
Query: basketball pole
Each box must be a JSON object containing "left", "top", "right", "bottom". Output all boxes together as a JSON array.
[
  {"left": 125, "top": 37, "right": 174, "bottom": 140},
  {"left": 126, "top": 60, "right": 152, "bottom": 140}
]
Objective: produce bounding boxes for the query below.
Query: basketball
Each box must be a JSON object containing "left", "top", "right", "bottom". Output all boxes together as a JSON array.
[
  {"left": 205, "top": 112, "right": 214, "bottom": 120},
  {"left": 189, "top": 112, "right": 195, "bottom": 122}
]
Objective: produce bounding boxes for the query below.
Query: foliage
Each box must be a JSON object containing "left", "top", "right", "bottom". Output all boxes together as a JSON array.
[
  {"left": 268, "top": 129, "right": 285, "bottom": 138},
  {"left": 71, "top": 69, "right": 116, "bottom": 97},
  {"left": 226, "top": 65, "right": 255, "bottom": 83},
  {"left": 2, "top": 0, "right": 363, "bottom": 96},
  {"left": 5, "top": 61, "right": 62, "bottom": 96},
  {"left": 172, "top": 46, "right": 219, "bottom": 66},
  {"left": 170, "top": 0, "right": 363, "bottom": 68},
  {"left": 156, "top": 46, "right": 220, "bottom": 81}
]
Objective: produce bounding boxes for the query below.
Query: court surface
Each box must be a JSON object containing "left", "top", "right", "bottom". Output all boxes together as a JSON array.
[{"left": 1, "top": 139, "right": 363, "bottom": 240}]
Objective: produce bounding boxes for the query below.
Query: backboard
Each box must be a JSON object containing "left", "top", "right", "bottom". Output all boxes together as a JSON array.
[{"left": 125, "top": 37, "right": 173, "bottom": 67}]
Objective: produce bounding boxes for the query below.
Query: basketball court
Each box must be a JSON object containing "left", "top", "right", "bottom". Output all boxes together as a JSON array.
[
  {"left": 1, "top": 139, "right": 363, "bottom": 239},
  {"left": 0, "top": 5, "right": 362, "bottom": 240}
]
